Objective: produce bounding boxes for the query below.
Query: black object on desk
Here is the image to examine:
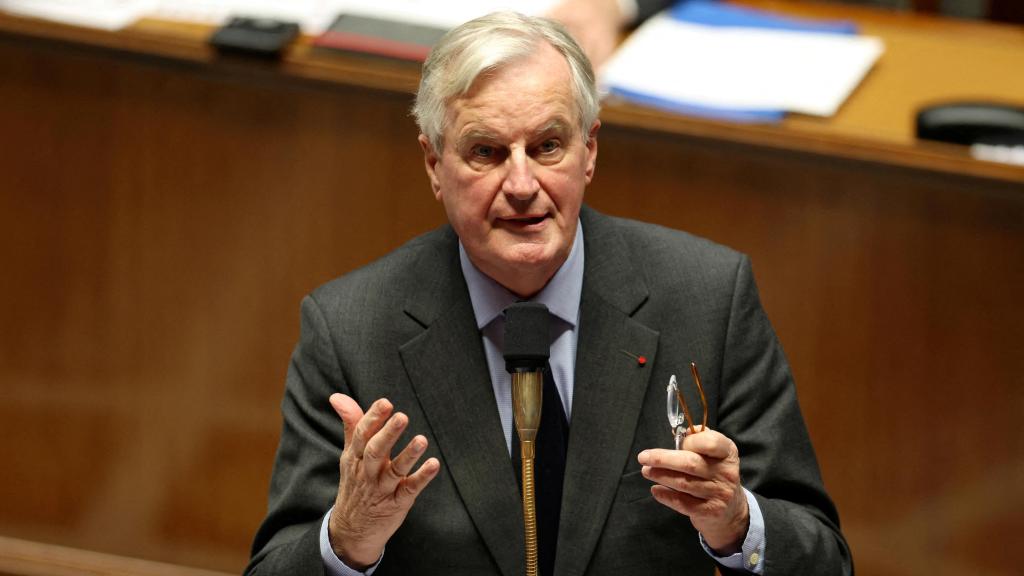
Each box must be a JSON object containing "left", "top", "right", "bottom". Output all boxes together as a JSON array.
[
  {"left": 210, "top": 17, "right": 300, "bottom": 58},
  {"left": 916, "top": 102, "right": 1024, "bottom": 146}
]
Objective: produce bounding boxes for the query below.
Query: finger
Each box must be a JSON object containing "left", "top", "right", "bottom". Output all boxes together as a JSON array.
[
  {"left": 642, "top": 466, "right": 719, "bottom": 500},
  {"left": 682, "top": 428, "right": 735, "bottom": 460},
  {"left": 329, "top": 394, "right": 364, "bottom": 449},
  {"left": 362, "top": 411, "right": 408, "bottom": 477},
  {"left": 394, "top": 457, "right": 441, "bottom": 507},
  {"left": 349, "top": 398, "right": 394, "bottom": 457},
  {"left": 650, "top": 484, "right": 705, "bottom": 517},
  {"left": 638, "top": 449, "right": 709, "bottom": 477},
  {"left": 390, "top": 435, "right": 429, "bottom": 478}
]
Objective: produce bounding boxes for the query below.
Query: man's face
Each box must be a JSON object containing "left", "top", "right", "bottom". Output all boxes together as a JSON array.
[{"left": 420, "top": 43, "right": 599, "bottom": 297}]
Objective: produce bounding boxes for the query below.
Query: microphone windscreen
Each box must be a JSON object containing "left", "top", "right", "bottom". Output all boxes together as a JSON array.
[{"left": 503, "top": 302, "right": 550, "bottom": 372}]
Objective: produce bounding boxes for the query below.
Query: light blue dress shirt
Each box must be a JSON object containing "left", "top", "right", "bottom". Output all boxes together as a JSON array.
[
  {"left": 461, "top": 224, "right": 585, "bottom": 453},
  {"left": 320, "top": 223, "right": 765, "bottom": 574}
]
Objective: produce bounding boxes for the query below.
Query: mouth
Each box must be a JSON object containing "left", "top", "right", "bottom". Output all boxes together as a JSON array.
[{"left": 500, "top": 214, "right": 549, "bottom": 227}]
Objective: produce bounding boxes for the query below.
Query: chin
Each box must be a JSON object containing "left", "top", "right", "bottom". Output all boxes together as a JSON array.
[{"left": 501, "top": 242, "right": 564, "bottom": 270}]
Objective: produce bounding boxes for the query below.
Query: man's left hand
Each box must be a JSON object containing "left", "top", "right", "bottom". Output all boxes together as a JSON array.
[{"left": 638, "top": 427, "right": 749, "bottom": 554}]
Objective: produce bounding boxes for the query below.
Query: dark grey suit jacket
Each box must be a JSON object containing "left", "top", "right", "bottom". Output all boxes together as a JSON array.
[{"left": 247, "top": 206, "right": 852, "bottom": 575}]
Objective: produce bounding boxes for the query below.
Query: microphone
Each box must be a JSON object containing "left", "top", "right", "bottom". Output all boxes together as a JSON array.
[
  {"left": 504, "top": 302, "right": 550, "bottom": 454},
  {"left": 503, "top": 302, "right": 549, "bottom": 576}
]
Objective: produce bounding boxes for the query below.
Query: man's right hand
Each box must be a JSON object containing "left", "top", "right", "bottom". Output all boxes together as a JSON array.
[{"left": 327, "top": 394, "right": 440, "bottom": 570}]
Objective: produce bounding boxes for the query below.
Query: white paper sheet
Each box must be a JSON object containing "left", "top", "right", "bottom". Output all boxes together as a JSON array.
[
  {"left": 601, "top": 15, "right": 884, "bottom": 117},
  {"left": 336, "top": 0, "right": 557, "bottom": 29},
  {"left": 0, "top": 0, "right": 155, "bottom": 30},
  {"left": 147, "top": 0, "right": 333, "bottom": 33},
  {"left": 146, "top": 0, "right": 557, "bottom": 34}
]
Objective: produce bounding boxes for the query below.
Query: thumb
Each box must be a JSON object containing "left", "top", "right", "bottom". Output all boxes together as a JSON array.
[{"left": 329, "top": 393, "right": 363, "bottom": 447}]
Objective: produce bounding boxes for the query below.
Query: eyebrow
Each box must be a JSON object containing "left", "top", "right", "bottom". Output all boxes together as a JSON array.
[
  {"left": 455, "top": 128, "right": 500, "bottom": 154},
  {"left": 530, "top": 118, "right": 573, "bottom": 140},
  {"left": 454, "top": 117, "right": 575, "bottom": 153}
]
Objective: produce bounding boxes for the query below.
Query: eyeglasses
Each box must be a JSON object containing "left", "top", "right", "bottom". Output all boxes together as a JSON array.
[{"left": 666, "top": 362, "right": 708, "bottom": 449}]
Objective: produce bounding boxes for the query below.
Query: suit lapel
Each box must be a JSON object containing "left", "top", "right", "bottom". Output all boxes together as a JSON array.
[
  {"left": 397, "top": 211, "right": 659, "bottom": 576},
  {"left": 399, "top": 230, "right": 524, "bottom": 576},
  {"left": 556, "top": 208, "right": 660, "bottom": 576}
]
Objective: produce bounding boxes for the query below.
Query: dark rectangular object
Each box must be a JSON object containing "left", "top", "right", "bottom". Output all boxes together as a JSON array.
[
  {"left": 504, "top": 302, "right": 551, "bottom": 373},
  {"left": 314, "top": 13, "right": 447, "bottom": 62},
  {"left": 210, "top": 16, "right": 300, "bottom": 58},
  {"left": 916, "top": 101, "right": 1024, "bottom": 146}
]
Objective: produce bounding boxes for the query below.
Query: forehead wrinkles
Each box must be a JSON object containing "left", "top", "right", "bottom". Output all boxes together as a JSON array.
[
  {"left": 450, "top": 90, "right": 575, "bottom": 146},
  {"left": 444, "top": 48, "right": 577, "bottom": 148}
]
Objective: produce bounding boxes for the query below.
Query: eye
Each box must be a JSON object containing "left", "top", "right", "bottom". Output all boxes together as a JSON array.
[
  {"left": 472, "top": 144, "right": 495, "bottom": 158},
  {"left": 538, "top": 139, "right": 560, "bottom": 154}
]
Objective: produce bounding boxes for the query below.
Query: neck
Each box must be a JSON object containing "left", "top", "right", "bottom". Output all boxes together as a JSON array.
[{"left": 485, "top": 264, "right": 557, "bottom": 300}]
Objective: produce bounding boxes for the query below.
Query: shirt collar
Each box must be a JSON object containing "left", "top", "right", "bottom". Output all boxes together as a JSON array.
[{"left": 460, "top": 222, "right": 584, "bottom": 330}]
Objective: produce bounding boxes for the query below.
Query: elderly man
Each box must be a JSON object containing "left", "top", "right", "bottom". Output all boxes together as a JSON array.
[{"left": 247, "top": 12, "right": 851, "bottom": 576}]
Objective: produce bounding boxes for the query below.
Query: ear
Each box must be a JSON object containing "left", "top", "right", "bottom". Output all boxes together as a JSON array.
[
  {"left": 419, "top": 134, "right": 443, "bottom": 201},
  {"left": 583, "top": 120, "right": 600, "bottom": 184}
]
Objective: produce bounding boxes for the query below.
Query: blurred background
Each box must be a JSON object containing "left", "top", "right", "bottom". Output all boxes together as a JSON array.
[{"left": 0, "top": 0, "right": 1021, "bottom": 575}]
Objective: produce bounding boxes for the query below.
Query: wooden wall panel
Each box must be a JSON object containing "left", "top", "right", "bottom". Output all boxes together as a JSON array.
[{"left": 0, "top": 38, "right": 444, "bottom": 572}]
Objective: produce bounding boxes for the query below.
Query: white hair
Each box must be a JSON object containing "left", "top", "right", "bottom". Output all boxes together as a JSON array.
[{"left": 412, "top": 11, "right": 600, "bottom": 152}]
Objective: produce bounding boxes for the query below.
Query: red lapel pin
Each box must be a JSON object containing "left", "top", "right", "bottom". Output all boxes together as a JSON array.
[{"left": 619, "top": 350, "right": 647, "bottom": 367}]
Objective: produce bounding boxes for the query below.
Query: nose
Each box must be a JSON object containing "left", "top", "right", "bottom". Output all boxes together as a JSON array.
[{"left": 501, "top": 147, "right": 540, "bottom": 200}]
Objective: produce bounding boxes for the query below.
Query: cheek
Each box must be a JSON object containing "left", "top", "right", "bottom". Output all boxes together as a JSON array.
[
  {"left": 461, "top": 174, "right": 505, "bottom": 212},
  {"left": 540, "top": 170, "right": 584, "bottom": 207},
  {"left": 441, "top": 173, "right": 502, "bottom": 225}
]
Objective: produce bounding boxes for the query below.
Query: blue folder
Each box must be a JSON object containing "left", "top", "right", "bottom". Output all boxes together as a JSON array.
[
  {"left": 669, "top": 0, "right": 857, "bottom": 34},
  {"left": 608, "top": 0, "right": 859, "bottom": 123}
]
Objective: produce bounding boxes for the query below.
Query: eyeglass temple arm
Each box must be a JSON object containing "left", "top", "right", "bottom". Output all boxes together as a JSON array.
[{"left": 689, "top": 362, "right": 708, "bottom": 431}]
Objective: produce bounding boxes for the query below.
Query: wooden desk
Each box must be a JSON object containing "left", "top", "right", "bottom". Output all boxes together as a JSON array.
[
  {"left": 0, "top": 4, "right": 1021, "bottom": 575},
  {"left": 0, "top": 536, "right": 234, "bottom": 576}
]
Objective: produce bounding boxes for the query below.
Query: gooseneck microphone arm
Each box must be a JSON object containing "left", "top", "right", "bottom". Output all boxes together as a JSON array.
[{"left": 503, "top": 302, "right": 550, "bottom": 576}]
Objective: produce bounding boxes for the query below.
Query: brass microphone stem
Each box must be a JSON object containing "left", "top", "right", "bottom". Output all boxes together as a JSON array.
[
  {"left": 512, "top": 370, "right": 543, "bottom": 576},
  {"left": 520, "top": 441, "right": 538, "bottom": 576}
]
